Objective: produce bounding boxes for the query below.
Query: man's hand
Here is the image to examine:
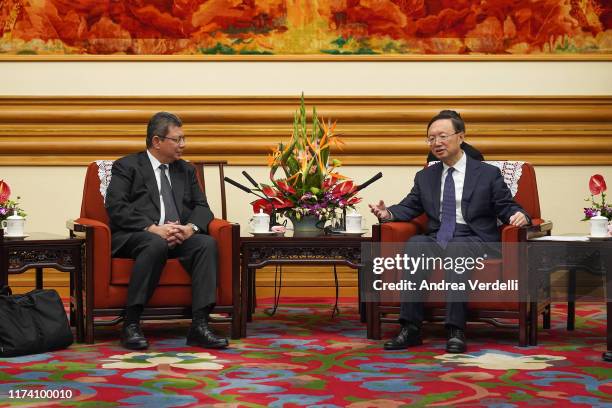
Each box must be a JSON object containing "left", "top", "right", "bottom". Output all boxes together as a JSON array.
[
  {"left": 170, "top": 224, "right": 194, "bottom": 244},
  {"left": 147, "top": 223, "right": 181, "bottom": 247},
  {"left": 509, "top": 211, "right": 529, "bottom": 227},
  {"left": 147, "top": 222, "right": 195, "bottom": 247},
  {"left": 368, "top": 200, "right": 392, "bottom": 221}
]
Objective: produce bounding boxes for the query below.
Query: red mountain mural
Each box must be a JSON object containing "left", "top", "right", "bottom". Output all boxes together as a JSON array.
[{"left": 0, "top": 0, "right": 610, "bottom": 55}]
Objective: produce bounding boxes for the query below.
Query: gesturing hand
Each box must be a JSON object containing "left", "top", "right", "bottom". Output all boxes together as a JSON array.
[{"left": 368, "top": 200, "right": 391, "bottom": 221}]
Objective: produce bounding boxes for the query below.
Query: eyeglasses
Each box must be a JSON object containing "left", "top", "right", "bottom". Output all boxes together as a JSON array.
[
  {"left": 425, "top": 131, "right": 461, "bottom": 145},
  {"left": 161, "top": 135, "right": 186, "bottom": 144}
]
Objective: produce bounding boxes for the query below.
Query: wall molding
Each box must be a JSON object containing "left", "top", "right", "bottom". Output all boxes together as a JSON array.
[{"left": 1, "top": 95, "right": 610, "bottom": 166}]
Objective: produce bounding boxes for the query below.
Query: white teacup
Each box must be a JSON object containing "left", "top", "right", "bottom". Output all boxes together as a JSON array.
[
  {"left": 589, "top": 214, "right": 609, "bottom": 237},
  {"left": 250, "top": 209, "right": 270, "bottom": 233},
  {"left": 2, "top": 212, "right": 25, "bottom": 236},
  {"left": 345, "top": 211, "right": 363, "bottom": 233}
]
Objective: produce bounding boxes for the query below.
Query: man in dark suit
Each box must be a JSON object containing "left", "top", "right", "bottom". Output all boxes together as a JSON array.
[
  {"left": 369, "top": 110, "right": 529, "bottom": 353},
  {"left": 105, "top": 112, "right": 228, "bottom": 350}
]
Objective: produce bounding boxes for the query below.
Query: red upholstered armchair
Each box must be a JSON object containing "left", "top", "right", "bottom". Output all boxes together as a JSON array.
[
  {"left": 367, "top": 161, "right": 549, "bottom": 346},
  {"left": 70, "top": 161, "right": 240, "bottom": 343}
]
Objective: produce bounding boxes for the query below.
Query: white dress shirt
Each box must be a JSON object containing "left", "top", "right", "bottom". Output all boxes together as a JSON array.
[
  {"left": 146, "top": 150, "right": 172, "bottom": 225},
  {"left": 440, "top": 151, "right": 467, "bottom": 225}
]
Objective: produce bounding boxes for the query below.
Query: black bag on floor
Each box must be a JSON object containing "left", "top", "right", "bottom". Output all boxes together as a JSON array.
[{"left": 0, "top": 286, "right": 73, "bottom": 357}]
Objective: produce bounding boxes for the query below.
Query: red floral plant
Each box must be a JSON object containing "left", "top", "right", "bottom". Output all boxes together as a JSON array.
[
  {"left": 589, "top": 174, "right": 607, "bottom": 195},
  {"left": 0, "top": 180, "right": 26, "bottom": 222},
  {"left": 583, "top": 174, "right": 611, "bottom": 221},
  {"left": 0, "top": 179, "right": 10, "bottom": 203},
  {"left": 250, "top": 95, "right": 361, "bottom": 222}
]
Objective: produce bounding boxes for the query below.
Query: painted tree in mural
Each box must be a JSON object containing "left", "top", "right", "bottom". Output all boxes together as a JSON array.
[{"left": 0, "top": 0, "right": 610, "bottom": 55}]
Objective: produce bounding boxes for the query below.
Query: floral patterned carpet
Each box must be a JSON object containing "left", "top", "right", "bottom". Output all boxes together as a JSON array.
[{"left": 0, "top": 299, "right": 611, "bottom": 407}]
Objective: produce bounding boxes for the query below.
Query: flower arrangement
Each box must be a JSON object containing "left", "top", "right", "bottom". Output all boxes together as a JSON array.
[
  {"left": 251, "top": 95, "right": 361, "bottom": 224},
  {"left": 0, "top": 180, "right": 26, "bottom": 223},
  {"left": 583, "top": 174, "right": 611, "bottom": 221}
]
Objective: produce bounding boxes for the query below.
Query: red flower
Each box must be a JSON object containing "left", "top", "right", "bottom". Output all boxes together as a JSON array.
[
  {"left": 272, "top": 196, "right": 295, "bottom": 210},
  {"left": 323, "top": 174, "right": 342, "bottom": 190},
  {"left": 261, "top": 185, "right": 279, "bottom": 198},
  {"left": 589, "top": 174, "right": 607, "bottom": 195},
  {"left": 347, "top": 196, "right": 362, "bottom": 205},
  {"left": 331, "top": 181, "right": 356, "bottom": 199},
  {"left": 276, "top": 180, "right": 296, "bottom": 195},
  {"left": 252, "top": 198, "right": 273, "bottom": 214},
  {"left": 251, "top": 196, "right": 295, "bottom": 215},
  {"left": 0, "top": 180, "right": 10, "bottom": 203}
]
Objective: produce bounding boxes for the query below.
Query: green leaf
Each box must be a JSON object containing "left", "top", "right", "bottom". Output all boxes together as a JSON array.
[
  {"left": 302, "top": 379, "right": 326, "bottom": 390},
  {"left": 419, "top": 391, "right": 461, "bottom": 405},
  {"left": 583, "top": 367, "right": 612, "bottom": 380},
  {"left": 241, "top": 353, "right": 279, "bottom": 359},
  {"left": 331, "top": 36, "right": 348, "bottom": 48},
  {"left": 508, "top": 391, "right": 531, "bottom": 402}
]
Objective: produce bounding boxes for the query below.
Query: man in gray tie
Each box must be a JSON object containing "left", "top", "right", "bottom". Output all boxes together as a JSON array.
[
  {"left": 369, "top": 110, "right": 529, "bottom": 353},
  {"left": 105, "top": 112, "right": 228, "bottom": 350}
]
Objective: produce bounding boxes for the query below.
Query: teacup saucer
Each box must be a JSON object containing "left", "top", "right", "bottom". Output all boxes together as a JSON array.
[
  {"left": 587, "top": 235, "right": 612, "bottom": 241},
  {"left": 249, "top": 230, "right": 282, "bottom": 236},
  {"left": 339, "top": 230, "right": 367, "bottom": 236},
  {"left": 4, "top": 233, "right": 29, "bottom": 239}
]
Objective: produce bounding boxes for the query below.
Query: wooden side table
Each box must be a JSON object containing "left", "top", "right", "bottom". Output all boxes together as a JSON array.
[
  {"left": 0, "top": 228, "right": 88, "bottom": 342},
  {"left": 240, "top": 231, "right": 370, "bottom": 338},
  {"left": 526, "top": 236, "right": 612, "bottom": 361}
]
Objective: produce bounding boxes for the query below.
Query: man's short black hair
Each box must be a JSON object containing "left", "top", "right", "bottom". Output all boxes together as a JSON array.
[
  {"left": 146, "top": 112, "right": 183, "bottom": 148},
  {"left": 427, "top": 109, "right": 465, "bottom": 135}
]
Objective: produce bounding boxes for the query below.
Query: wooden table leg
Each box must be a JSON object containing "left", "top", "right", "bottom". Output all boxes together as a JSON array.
[
  {"left": 240, "top": 250, "right": 249, "bottom": 338},
  {"left": 605, "top": 298, "right": 612, "bottom": 362},
  {"left": 604, "top": 262, "right": 612, "bottom": 362},
  {"left": 567, "top": 268, "right": 576, "bottom": 331},
  {"left": 529, "top": 301, "right": 537, "bottom": 346},
  {"left": 35, "top": 267, "right": 43, "bottom": 289}
]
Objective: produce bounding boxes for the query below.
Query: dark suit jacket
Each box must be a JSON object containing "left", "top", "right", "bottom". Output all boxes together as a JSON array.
[
  {"left": 388, "top": 156, "right": 528, "bottom": 242},
  {"left": 105, "top": 151, "right": 214, "bottom": 255}
]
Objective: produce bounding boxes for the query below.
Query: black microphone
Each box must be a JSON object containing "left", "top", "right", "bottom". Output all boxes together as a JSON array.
[
  {"left": 242, "top": 171, "right": 259, "bottom": 188},
  {"left": 355, "top": 172, "right": 383, "bottom": 192},
  {"left": 224, "top": 176, "right": 268, "bottom": 202},
  {"left": 224, "top": 176, "right": 253, "bottom": 194}
]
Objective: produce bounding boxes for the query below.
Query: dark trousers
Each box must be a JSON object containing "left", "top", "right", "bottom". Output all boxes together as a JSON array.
[
  {"left": 399, "top": 225, "right": 496, "bottom": 329},
  {"left": 115, "top": 232, "right": 218, "bottom": 313}
]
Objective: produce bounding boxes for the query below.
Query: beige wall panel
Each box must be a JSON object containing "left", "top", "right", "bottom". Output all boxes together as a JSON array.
[{"left": 0, "top": 62, "right": 611, "bottom": 96}]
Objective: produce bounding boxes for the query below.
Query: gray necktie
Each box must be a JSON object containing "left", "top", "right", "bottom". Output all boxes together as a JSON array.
[{"left": 159, "top": 164, "right": 180, "bottom": 223}]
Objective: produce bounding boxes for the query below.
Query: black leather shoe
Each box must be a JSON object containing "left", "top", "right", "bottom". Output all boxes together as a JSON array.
[
  {"left": 446, "top": 326, "right": 467, "bottom": 353},
  {"left": 121, "top": 323, "right": 148, "bottom": 350},
  {"left": 186, "top": 320, "right": 229, "bottom": 349},
  {"left": 383, "top": 324, "right": 423, "bottom": 350}
]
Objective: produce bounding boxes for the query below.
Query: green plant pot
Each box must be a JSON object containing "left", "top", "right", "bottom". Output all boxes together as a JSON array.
[{"left": 289, "top": 214, "right": 322, "bottom": 235}]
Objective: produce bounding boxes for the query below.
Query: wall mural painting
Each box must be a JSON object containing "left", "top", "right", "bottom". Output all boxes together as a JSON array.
[{"left": 0, "top": 0, "right": 610, "bottom": 57}]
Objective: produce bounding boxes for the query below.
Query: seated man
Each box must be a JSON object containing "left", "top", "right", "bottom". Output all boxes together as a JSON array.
[
  {"left": 369, "top": 109, "right": 529, "bottom": 353},
  {"left": 105, "top": 111, "right": 229, "bottom": 350}
]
